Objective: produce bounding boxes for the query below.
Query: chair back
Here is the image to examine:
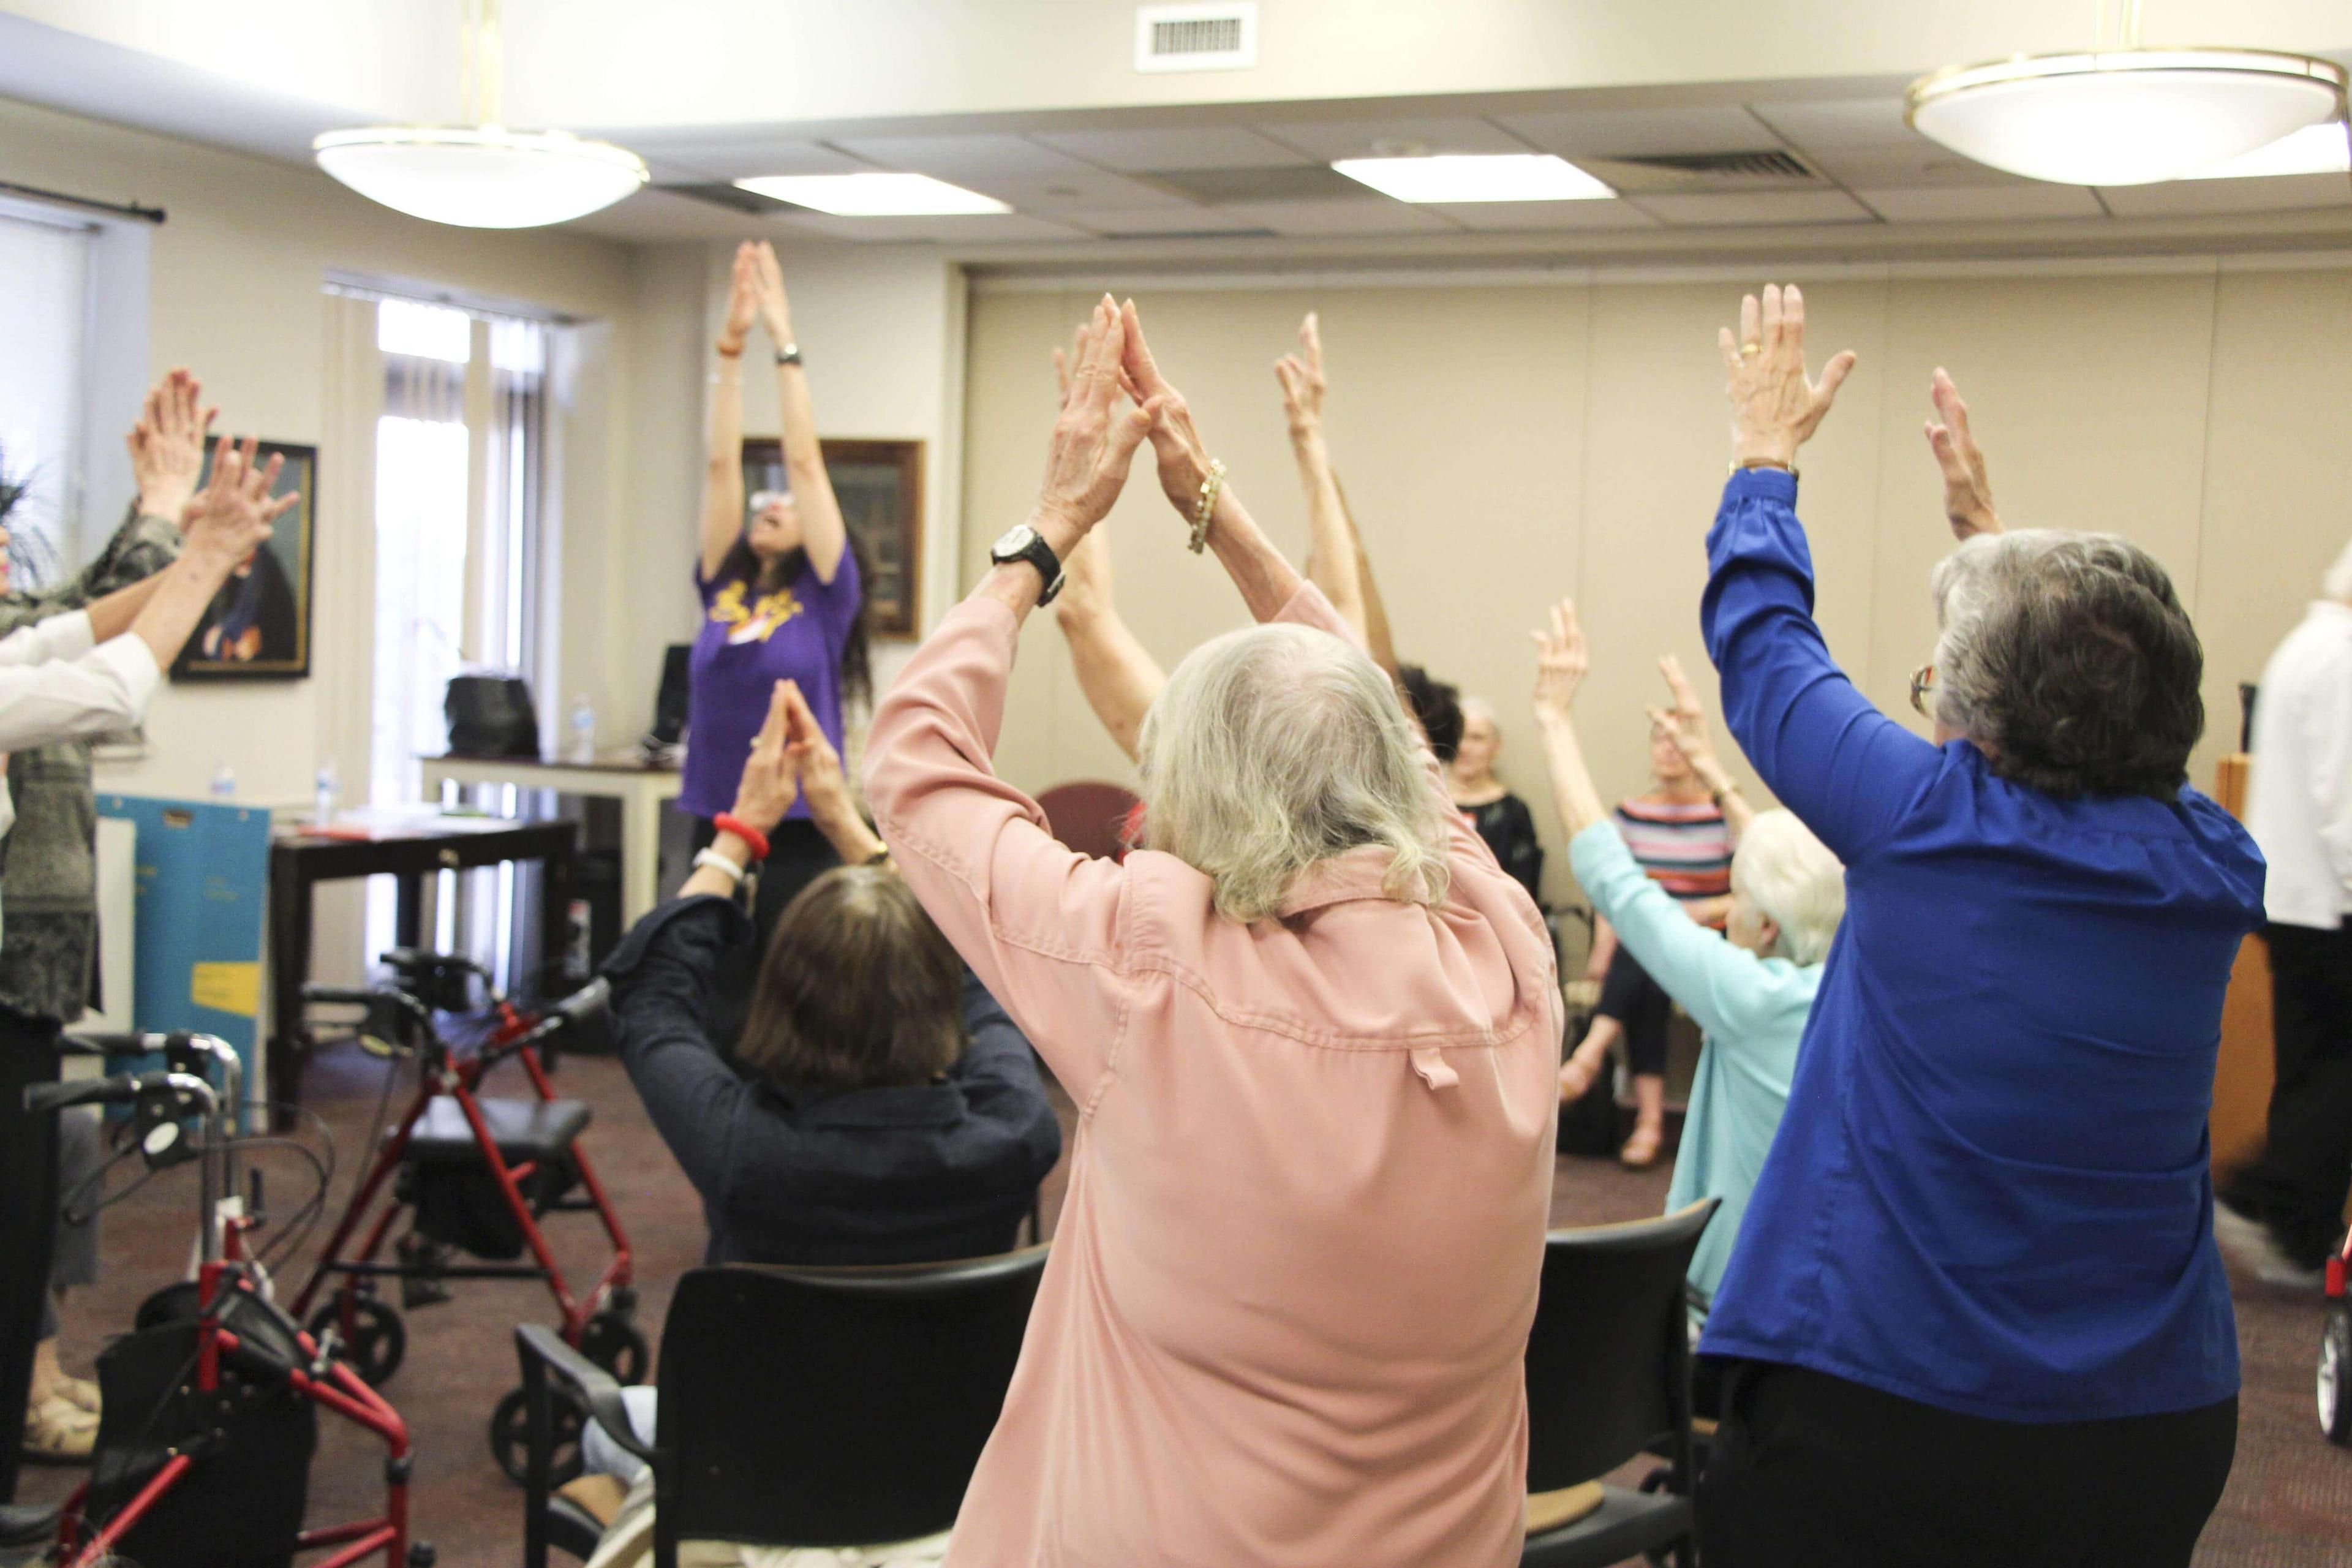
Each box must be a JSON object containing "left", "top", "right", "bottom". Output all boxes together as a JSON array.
[
  {"left": 1035, "top": 780, "right": 1140, "bottom": 862},
  {"left": 1524, "top": 1200, "right": 1717, "bottom": 1493},
  {"left": 655, "top": 1246, "right": 1049, "bottom": 1552}
]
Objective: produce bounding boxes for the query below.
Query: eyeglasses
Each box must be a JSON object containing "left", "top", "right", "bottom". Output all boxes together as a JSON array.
[{"left": 1909, "top": 663, "right": 1936, "bottom": 717}]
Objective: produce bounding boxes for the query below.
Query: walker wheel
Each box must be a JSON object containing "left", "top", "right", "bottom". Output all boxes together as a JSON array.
[
  {"left": 307, "top": 1293, "right": 407, "bottom": 1386},
  {"left": 581, "top": 1311, "right": 650, "bottom": 1386},
  {"left": 2320, "top": 1303, "right": 2352, "bottom": 1447},
  {"left": 491, "top": 1383, "right": 586, "bottom": 1486}
]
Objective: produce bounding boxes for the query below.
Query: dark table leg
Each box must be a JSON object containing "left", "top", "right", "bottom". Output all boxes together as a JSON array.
[
  {"left": 540, "top": 843, "right": 576, "bottom": 1000},
  {"left": 394, "top": 871, "right": 425, "bottom": 950},
  {"left": 267, "top": 858, "right": 311, "bottom": 1134}
]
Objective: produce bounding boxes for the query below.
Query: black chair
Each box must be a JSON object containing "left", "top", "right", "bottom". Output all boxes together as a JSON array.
[
  {"left": 519, "top": 1246, "right": 1049, "bottom": 1567},
  {"left": 1521, "top": 1199, "right": 1718, "bottom": 1568}
]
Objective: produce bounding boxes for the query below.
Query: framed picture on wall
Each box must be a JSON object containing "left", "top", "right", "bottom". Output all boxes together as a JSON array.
[
  {"left": 740, "top": 437, "right": 923, "bottom": 638},
  {"left": 170, "top": 439, "right": 316, "bottom": 681}
]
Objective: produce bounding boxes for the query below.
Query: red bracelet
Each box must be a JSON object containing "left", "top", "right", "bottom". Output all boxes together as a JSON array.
[{"left": 712, "top": 815, "right": 769, "bottom": 862}]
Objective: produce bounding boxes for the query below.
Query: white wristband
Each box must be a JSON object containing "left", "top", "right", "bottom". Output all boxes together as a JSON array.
[{"left": 692, "top": 848, "right": 745, "bottom": 884}]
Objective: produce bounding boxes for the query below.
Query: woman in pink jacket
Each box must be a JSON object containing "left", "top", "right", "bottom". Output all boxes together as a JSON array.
[{"left": 864, "top": 298, "right": 1561, "bottom": 1568}]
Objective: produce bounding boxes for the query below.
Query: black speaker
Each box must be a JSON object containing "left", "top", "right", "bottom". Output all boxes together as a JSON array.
[{"left": 650, "top": 644, "right": 692, "bottom": 745}]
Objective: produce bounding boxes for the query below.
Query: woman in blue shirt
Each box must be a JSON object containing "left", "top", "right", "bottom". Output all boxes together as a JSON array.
[{"left": 1692, "top": 287, "right": 2264, "bottom": 1568}]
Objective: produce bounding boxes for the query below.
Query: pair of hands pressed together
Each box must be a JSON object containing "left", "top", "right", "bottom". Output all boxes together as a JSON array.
[
  {"left": 727, "top": 677, "right": 858, "bottom": 840},
  {"left": 126, "top": 369, "right": 219, "bottom": 527},
  {"left": 718, "top": 240, "right": 795, "bottom": 356}
]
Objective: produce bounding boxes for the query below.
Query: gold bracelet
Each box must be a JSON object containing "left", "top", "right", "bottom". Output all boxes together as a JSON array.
[
  {"left": 1188, "top": 459, "right": 1227, "bottom": 554},
  {"left": 1728, "top": 457, "right": 1797, "bottom": 480}
]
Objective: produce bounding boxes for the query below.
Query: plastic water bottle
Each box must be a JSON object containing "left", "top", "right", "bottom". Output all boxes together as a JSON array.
[
  {"left": 208, "top": 761, "right": 235, "bottom": 799},
  {"left": 569, "top": 695, "right": 596, "bottom": 764},
  {"left": 314, "top": 759, "right": 340, "bottom": 825}
]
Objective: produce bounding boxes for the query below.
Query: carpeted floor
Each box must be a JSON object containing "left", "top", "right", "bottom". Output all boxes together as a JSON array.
[{"left": 22, "top": 1037, "right": 2352, "bottom": 1566}]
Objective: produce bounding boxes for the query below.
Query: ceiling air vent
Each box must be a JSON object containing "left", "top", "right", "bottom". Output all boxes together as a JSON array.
[{"left": 1136, "top": 4, "right": 1258, "bottom": 74}]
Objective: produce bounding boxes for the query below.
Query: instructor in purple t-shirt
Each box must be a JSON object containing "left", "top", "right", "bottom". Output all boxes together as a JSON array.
[{"left": 682, "top": 242, "right": 870, "bottom": 1037}]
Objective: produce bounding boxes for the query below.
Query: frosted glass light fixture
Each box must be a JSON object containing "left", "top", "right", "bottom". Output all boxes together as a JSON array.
[
  {"left": 314, "top": 0, "right": 646, "bottom": 228},
  {"left": 1905, "top": 2, "right": 2345, "bottom": 186}
]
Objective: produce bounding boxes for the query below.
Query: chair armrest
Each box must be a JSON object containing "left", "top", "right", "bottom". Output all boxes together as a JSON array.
[{"left": 514, "top": 1323, "right": 649, "bottom": 1463}]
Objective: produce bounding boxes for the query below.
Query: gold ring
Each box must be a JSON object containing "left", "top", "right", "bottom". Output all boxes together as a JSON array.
[{"left": 1740, "top": 344, "right": 1762, "bottom": 357}]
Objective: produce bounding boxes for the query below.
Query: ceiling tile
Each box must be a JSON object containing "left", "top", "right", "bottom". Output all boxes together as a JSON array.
[
  {"left": 957, "top": 169, "right": 1197, "bottom": 212},
  {"left": 1494, "top": 106, "right": 1781, "bottom": 159},
  {"left": 1634, "top": 190, "right": 1878, "bottom": 227},
  {"left": 826, "top": 134, "right": 1092, "bottom": 181},
  {"left": 1424, "top": 198, "right": 1659, "bottom": 232},
  {"left": 611, "top": 134, "right": 873, "bottom": 183},
  {"left": 1207, "top": 199, "right": 1461, "bottom": 236},
  {"left": 1030, "top": 126, "right": 1313, "bottom": 171},
  {"left": 1746, "top": 99, "right": 1917, "bottom": 151},
  {"left": 2095, "top": 173, "right": 2352, "bottom": 217},
  {"left": 777, "top": 212, "right": 1094, "bottom": 244},
  {"left": 1255, "top": 116, "right": 1534, "bottom": 161},
  {"left": 1792, "top": 145, "right": 2035, "bottom": 188},
  {"left": 1856, "top": 184, "right": 2106, "bottom": 222},
  {"left": 1057, "top": 207, "right": 1278, "bottom": 238}
]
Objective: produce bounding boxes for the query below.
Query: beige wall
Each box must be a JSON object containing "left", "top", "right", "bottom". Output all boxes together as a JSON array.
[{"left": 962, "top": 263, "right": 2352, "bottom": 909}]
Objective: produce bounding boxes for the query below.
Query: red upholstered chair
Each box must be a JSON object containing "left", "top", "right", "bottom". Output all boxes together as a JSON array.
[{"left": 1035, "top": 780, "right": 1142, "bottom": 862}]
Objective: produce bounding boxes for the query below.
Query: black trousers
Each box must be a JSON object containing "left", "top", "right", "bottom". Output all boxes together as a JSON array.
[
  {"left": 1695, "top": 1360, "right": 2236, "bottom": 1568},
  {"left": 687, "top": 817, "right": 838, "bottom": 1054},
  {"left": 0, "top": 1009, "right": 63, "bottom": 1502},
  {"left": 2221, "top": 921, "right": 2352, "bottom": 1268},
  {"left": 1595, "top": 944, "right": 1672, "bottom": 1079}
]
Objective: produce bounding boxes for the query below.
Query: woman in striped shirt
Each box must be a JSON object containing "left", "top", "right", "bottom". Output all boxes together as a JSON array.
[{"left": 1559, "top": 657, "right": 1742, "bottom": 1166}]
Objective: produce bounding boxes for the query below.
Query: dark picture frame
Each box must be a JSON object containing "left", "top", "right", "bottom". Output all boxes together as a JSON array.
[
  {"left": 741, "top": 437, "right": 924, "bottom": 638},
  {"left": 171, "top": 439, "right": 316, "bottom": 681}
]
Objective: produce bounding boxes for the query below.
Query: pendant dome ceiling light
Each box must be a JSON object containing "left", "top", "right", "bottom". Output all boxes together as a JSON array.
[
  {"left": 314, "top": 0, "right": 647, "bottom": 228},
  {"left": 1905, "top": 0, "right": 2347, "bottom": 187}
]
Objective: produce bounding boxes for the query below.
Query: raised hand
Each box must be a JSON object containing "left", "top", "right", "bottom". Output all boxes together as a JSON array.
[
  {"left": 1531, "top": 598, "right": 1589, "bottom": 725},
  {"left": 750, "top": 241, "right": 794, "bottom": 349},
  {"left": 183, "top": 436, "right": 293, "bottom": 565},
  {"left": 1273, "top": 312, "right": 1327, "bottom": 435},
  {"left": 1721, "top": 283, "right": 1856, "bottom": 469},
  {"left": 778, "top": 679, "right": 853, "bottom": 829},
  {"left": 1924, "top": 368, "right": 2000, "bottom": 540},
  {"left": 126, "top": 369, "right": 217, "bottom": 525},
  {"left": 1644, "top": 654, "right": 1721, "bottom": 777},
  {"left": 1117, "top": 299, "right": 1221, "bottom": 519},
  {"left": 1036, "top": 297, "right": 1159, "bottom": 540},
  {"left": 718, "top": 241, "right": 760, "bottom": 355},
  {"left": 728, "top": 680, "right": 802, "bottom": 835}
]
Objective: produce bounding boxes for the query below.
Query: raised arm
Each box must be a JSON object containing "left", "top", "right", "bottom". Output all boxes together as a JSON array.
[
  {"left": 1333, "top": 473, "right": 1401, "bottom": 676},
  {"left": 1049, "top": 341, "right": 1166, "bottom": 761},
  {"left": 697, "top": 243, "right": 760, "bottom": 582},
  {"left": 1275, "top": 313, "right": 1367, "bottom": 643},
  {"left": 1648, "top": 654, "right": 1754, "bottom": 838},
  {"left": 751, "top": 241, "right": 848, "bottom": 583},
  {"left": 1926, "top": 368, "right": 2002, "bottom": 541},
  {"left": 1706, "top": 284, "right": 1936, "bottom": 864}
]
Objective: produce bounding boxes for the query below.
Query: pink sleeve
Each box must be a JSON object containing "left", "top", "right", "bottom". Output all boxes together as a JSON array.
[{"left": 864, "top": 596, "right": 1133, "bottom": 1099}]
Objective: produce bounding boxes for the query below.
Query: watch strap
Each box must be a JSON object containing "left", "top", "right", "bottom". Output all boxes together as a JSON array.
[{"left": 994, "top": 530, "right": 1065, "bottom": 605}]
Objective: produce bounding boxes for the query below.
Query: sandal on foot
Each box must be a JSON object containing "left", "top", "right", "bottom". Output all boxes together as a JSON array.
[{"left": 22, "top": 1396, "right": 97, "bottom": 1463}]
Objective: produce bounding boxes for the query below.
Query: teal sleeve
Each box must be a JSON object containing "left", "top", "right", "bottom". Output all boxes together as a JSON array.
[{"left": 1569, "top": 820, "right": 1774, "bottom": 1041}]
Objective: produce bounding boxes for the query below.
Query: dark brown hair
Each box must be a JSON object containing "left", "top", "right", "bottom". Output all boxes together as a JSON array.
[
  {"left": 714, "top": 530, "right": 875, "bottom": 710},
  {"left": 737, "top": 867, "right": 965, "bottom": 1092}
]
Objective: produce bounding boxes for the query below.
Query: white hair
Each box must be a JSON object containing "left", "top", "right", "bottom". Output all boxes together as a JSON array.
[
  {"left": 1460, "top": 696, "right": 1499, "bottom": 731},
  {"left": 1137, "top": 622, "right": 1450, "bottom": 925},
  {"left": 1729, "top": 809, "right": 1845, "bottom": 967},
  {"left": 2326, "top": 537, "right": 2352, "bottom": 603}
]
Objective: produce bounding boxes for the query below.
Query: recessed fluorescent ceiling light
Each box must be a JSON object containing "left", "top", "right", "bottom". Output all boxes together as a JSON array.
[
  {"left": 733, "top": 173, "right": 1011, "bottom": 216},
  {"left": 1330, "top": 153, "right": 1614, "bottom": 203},
  {"left": 2181, "top": 119, "right": 2351, "bottom": 179}
]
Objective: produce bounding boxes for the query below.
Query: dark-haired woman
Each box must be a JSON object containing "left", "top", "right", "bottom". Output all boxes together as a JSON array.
[{"left": 685, "top": 241, "right": 871, "bottom": 1041}]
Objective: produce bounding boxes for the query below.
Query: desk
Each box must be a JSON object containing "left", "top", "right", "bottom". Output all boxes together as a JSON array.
[
  {"left": 268, "top": 816, "right": 576, "bottom": 1127},
  {"left": 420, "top": 753, "right": 681, "bottom": 927}
]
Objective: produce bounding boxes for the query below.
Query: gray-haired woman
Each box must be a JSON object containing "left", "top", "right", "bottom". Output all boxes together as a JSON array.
[{"left": 1691, "top": 288, "right": 2263, "bottom": 1568}]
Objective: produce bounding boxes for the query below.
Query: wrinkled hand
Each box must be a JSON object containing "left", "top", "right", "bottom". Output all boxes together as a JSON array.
[
  {"left": 728, "top": 681, "right": 801, "bottom": 835},
  {"left": 1721, "top": 284, "right": 1856, "bottom": 467},
  {"left": 778, "top": 680, "right": 854, "bottom": 831},
  {"left": 1643, "top": 654, "right": 1721, "bottom": 777},
  {"left": 1036, "top": 297, "right": 1159, "bottom": 538},
  {"left": 1924, "top": 368, "right": 2000, "bottom": 540},
  {"left": 718, "top": 242, "right": 760, "bottom": 354},
  {"left": 1273, "top": 312, "right": 1327, "bottom": 435},
  {"left": 1531, "top": 598, "right": 1589, "bottom": 723},
  {"left": 127, "top": 369, "right": 217, "bottom": 525},
  {"left": 750, "top": 241, "right": 794, "bottom": 349},
  {"left": 183, "top": 437, "right": 293, "bottom": 566},
  {"left": 1116, "top": 300, "right": 1221, "bottom": 521}
]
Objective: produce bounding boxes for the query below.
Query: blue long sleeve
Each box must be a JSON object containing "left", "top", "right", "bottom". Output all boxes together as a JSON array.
[{"left": 1700, "top": 470, "right": 1941, "bottom": 864}]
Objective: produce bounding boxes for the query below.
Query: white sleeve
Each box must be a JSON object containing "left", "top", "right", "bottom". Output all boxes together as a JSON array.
[
  {"left": 0, "top": 636, "right": 162, "bottom": 750},
  {"left": 0, "top": 610, "right": 96, "bottom": 668},
  {"left": 2305, "top": 643, "right": 2352, "bottom": 900}
]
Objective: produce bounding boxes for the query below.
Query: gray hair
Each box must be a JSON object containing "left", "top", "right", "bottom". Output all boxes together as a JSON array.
[
  {"left": 2326, "top": 537, "right": 2352, "bottom": 603},
  {"left": 1730, "top": 809, "right": 1845, "bottom": 967},
  {"left": 1460, "top": 696, "right": 1499, "bottom": 731},
  {"left": 1137, "top": 622, "right": 1450, "bottom": 924},
  {"left": 1928, "top": 529, "right": 2203, "bottom": 799}
]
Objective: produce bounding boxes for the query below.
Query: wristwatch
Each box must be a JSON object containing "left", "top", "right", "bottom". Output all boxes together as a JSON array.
[
  {"left": 990, "top": 523, "right": 1065, "bottom": 605},
  {"left": 775, "top": 343, "right": 802, "bottom": 366}
]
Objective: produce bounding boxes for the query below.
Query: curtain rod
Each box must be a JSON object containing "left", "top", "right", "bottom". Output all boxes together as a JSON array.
[{"left": 0, "top": 179, "right": 165, "bottom": 225}]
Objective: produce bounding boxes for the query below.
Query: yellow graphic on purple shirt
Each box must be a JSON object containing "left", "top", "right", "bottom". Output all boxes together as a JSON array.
[{"left": 709, "top": 581, "right": 805, "bottom": 645}]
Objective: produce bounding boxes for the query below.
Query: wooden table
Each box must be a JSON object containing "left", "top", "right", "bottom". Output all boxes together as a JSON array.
[
  {"left": 267, "top": 816, "right": 576, "bottom": 1127},
  {"left": 418, "top": 753, "right": 682, "bottom": 927}
]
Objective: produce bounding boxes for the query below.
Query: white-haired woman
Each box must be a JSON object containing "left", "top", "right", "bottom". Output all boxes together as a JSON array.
[
  {"left": 1692, "top": 289, "right": 2262, "bottom": 1568},
  {"left": 1530, "top": 598, "right": 1842, "bottom": 1304},
  {"left": 1450, "top": 696, "right": 1544, "bottom": 905},
  {"left": 865, "top": 298, "right": 1559, "bottom": 1568}
]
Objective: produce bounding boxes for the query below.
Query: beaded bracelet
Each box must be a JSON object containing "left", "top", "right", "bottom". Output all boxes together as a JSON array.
[{"left": 1187, "top": 458, "right": 1227, "bottom": 554}]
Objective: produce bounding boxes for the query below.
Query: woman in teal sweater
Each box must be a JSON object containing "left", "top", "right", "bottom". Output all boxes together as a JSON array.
[{"left": 1531, "top": 600, "right": 1845, "bottom": 1298}]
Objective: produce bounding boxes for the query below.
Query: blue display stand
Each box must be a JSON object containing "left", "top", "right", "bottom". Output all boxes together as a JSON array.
[{"left": 94, "top": 794, "right": 271, "bottom": 1121}]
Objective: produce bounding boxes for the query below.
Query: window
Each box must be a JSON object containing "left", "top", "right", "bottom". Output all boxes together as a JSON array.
[{"left": 0, "top": 203, "right": 95, "bottom": 586}]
